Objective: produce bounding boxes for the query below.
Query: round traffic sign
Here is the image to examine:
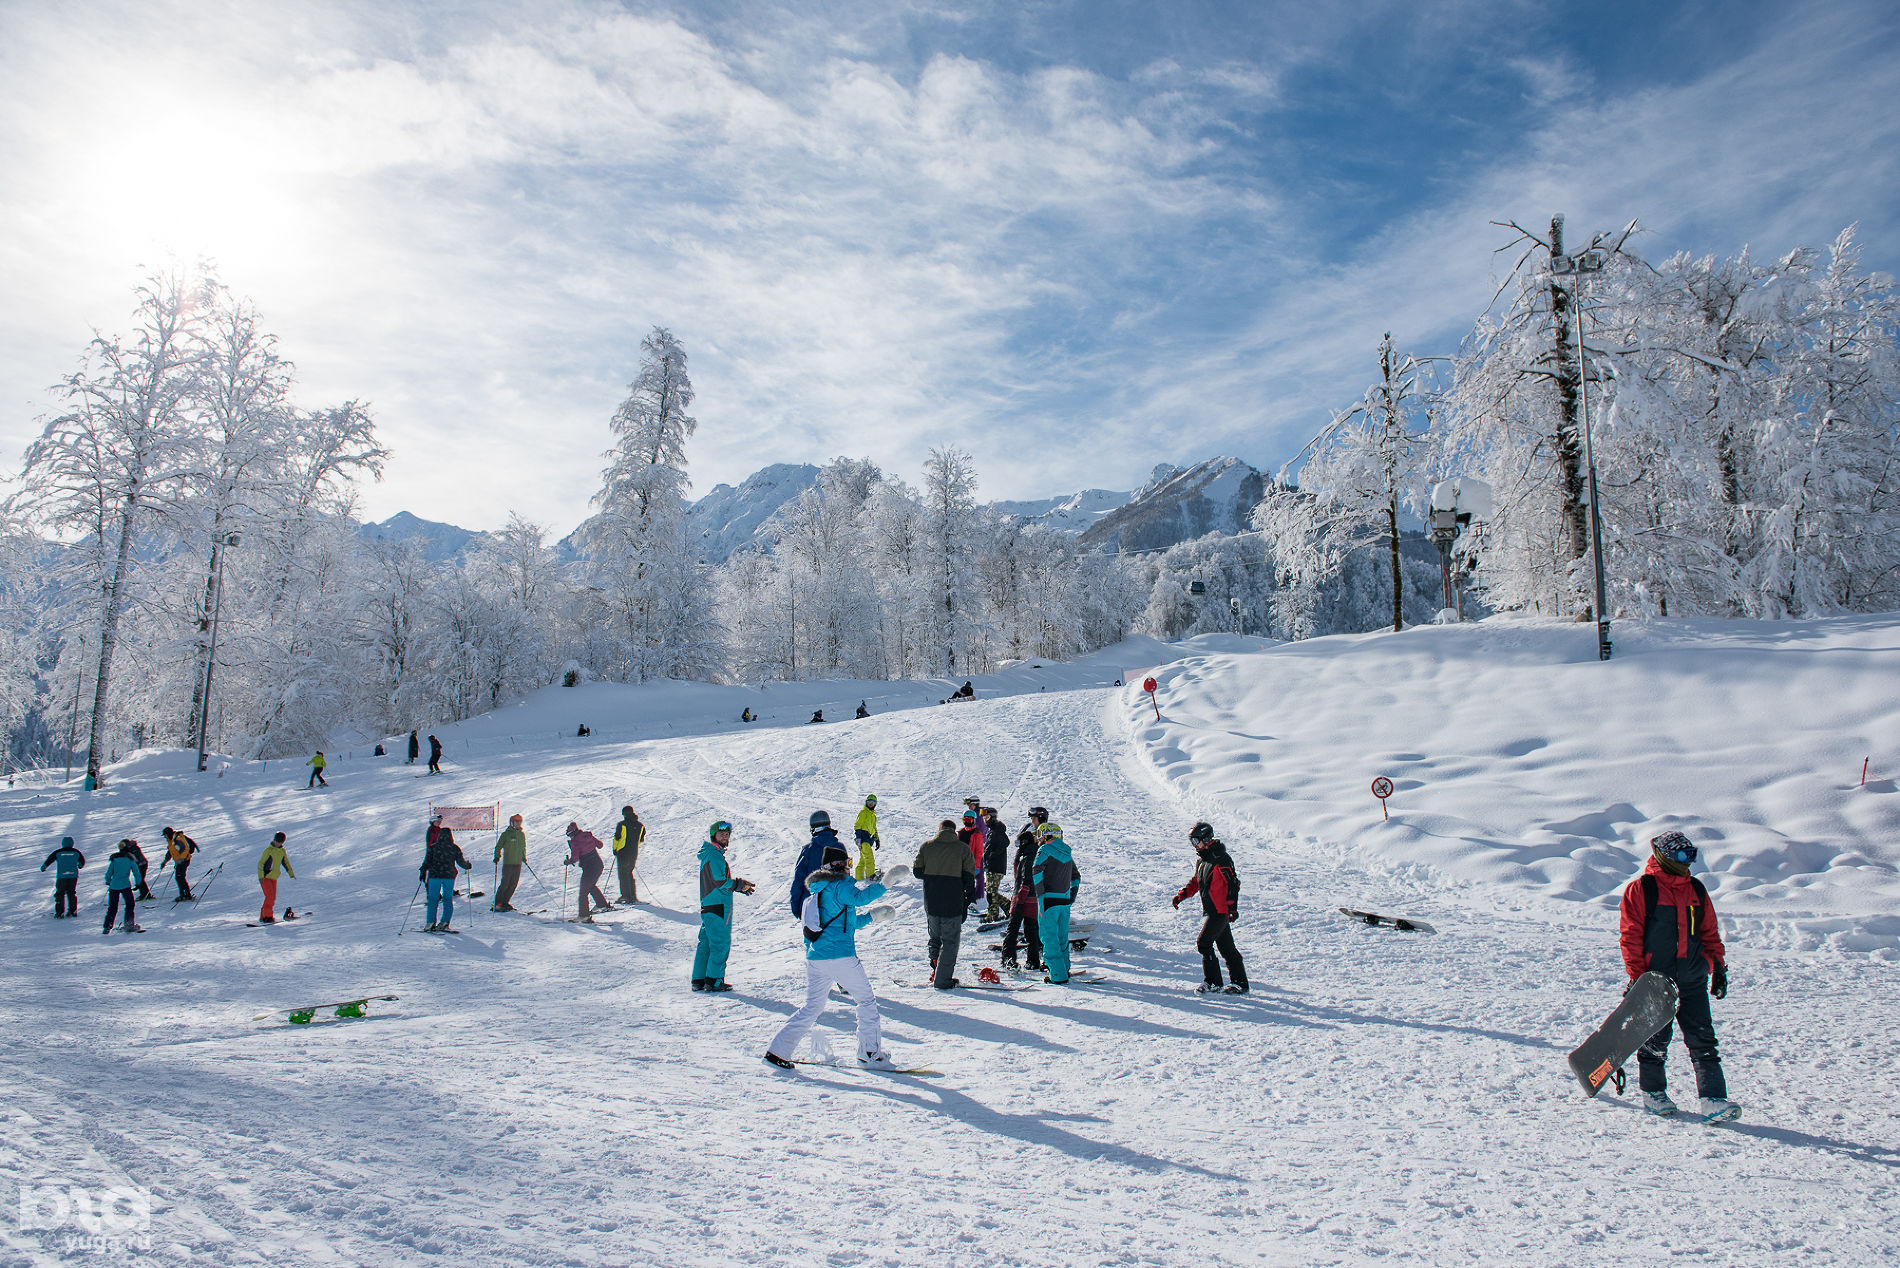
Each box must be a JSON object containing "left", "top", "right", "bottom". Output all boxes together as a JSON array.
[
  {"left": 1370, "top": 777, "right": 1394, "bottom": 800},
  {"left": 1142, "top": 677, "right": 1157, "bottom": 693}
]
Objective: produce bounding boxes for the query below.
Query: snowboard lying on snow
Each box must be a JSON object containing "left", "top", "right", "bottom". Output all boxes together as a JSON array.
[
  {"left": 254, "top": 994, "right": 399, "bottom": 1025},
  {"left": 1338, "top": 908, "right": 1436, "bottom": 933}
]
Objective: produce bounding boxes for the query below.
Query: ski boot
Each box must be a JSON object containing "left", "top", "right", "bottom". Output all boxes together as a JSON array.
[
  {"left": 1195, "top": 981, "right": 1223, "bottom": 994},
  {"left": 763, "top": 1051, "right": 795, "bottom": 1070},
  {"left": 858, "top": 1049, "right": 897, "bottom": 1070},
  {"left": 706, "top": 980, "right": 733, "bottom": 993},
  {"left": 1223, "top": 983, "right": 1249, "bottom": 994},
  {"left": 691, "top": 979, "right": 709, "bottom": 992}
]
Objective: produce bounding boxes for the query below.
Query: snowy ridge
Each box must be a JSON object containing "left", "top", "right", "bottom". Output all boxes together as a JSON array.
[{"left": 1129, "top": 614, "right": 1900, "bottom": 955}]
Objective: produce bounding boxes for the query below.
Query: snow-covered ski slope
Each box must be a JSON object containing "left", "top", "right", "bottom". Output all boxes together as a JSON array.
[{"left": 2, "top": 616, "right": 1895, "bottom": 1266}]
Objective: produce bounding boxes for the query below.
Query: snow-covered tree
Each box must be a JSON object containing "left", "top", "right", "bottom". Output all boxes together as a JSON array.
[
  {"left": 10, "top": 272, "right": 210, "bottom": 783},
  {"left": 579, "top": 327, "right": 717, "bottom": 681}
]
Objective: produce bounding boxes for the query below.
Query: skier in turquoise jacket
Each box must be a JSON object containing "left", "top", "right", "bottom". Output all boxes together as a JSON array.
[
  {"left": 102, "top": 839, "right": 144, "bottom": 934},
  {"left": 764, "top": 842, "right": 895, "bottom": 1069},
  {"left": 692, "top": 822, "right": 754, "bottom": 992},
  {"left": 1033, "top": 823, "right": 1081, "bottom": 983}
]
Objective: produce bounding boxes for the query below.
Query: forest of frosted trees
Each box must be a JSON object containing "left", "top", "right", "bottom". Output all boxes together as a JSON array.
[{"left": 4, "top": 212, "right": 1897, "bottom": 774}]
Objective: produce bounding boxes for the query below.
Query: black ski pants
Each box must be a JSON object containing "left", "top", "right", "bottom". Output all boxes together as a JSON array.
[
  {"left": 104, "top": 887, "right": 135, "bottom": 932},
  {"left": 495, "top": 863, "right": 521, "bottom": 909},
  {"left": 1002, "top": 900, "right": 1043, "bottom": 969},
  {"left": 173, "top": 860, "right": 192, "bottom": 899},
  {"left": 1198, "top": 915, "right": 1247, "bottom": 988},
  {"left": 615, "top": 848, "right": 639, "bottom": 903},
  {"left": 53, "top": 877, "right": 77, "bottom": 917},
  {"left": 1637, "top": 974, "right": 1726, "bottom": 1099}
]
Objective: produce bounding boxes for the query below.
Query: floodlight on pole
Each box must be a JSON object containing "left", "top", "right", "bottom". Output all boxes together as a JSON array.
[{"left": 1551, "top": 248, "right": 1612, "bottom": 661}]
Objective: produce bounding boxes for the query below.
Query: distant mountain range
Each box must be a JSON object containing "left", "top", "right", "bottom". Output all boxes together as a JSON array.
[{"left": 359, "top": 454, "right": 1269, "bottom": 566}]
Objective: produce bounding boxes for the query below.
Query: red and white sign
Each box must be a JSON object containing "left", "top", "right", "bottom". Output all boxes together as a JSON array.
[
  {"left": 432, "top": 805, "right": 497, "bottom": 831},
  {"left": 1370, "top": 777, "right": 1393, "bottom": 821}
]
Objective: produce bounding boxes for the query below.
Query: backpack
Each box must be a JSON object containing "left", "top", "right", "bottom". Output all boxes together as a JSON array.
[{"left": 802, "top": 889, "right": 847, "bottom": 944}]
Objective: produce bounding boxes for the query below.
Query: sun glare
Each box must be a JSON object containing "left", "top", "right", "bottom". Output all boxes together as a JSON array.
[{"left": 68, "top": 101, "right": 313, "bottom": 271}]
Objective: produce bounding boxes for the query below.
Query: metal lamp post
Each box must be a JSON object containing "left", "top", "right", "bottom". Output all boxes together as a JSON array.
[
  {"left": 1551, "top": 248, "right": 1612, "bottom": 661},
  {"left": 195, "top": 532, "right": 240, "bottom": 773}
]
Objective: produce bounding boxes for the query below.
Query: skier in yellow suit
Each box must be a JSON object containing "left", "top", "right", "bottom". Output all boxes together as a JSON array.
[{"left": 853, "top": 795, "right": 880, "bottom": 880}]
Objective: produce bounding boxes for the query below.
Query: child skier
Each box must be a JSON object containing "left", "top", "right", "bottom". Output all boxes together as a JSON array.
[
  {"left": 764, "top": 841, "right": 894, "bottom": 1069},
  {"left": 40, "top": 836, "right": 84, "bottom": 918},
  {"left": 160, "top": 827, "right": 198, "bottom": 901},
  {"left": 693, "top": 821, "right": 755, "bottom": 991},
  {"left": 1172, "top": 822, "right": 1248, "bottom": 993},
  {"left": 1032, "top": 822, "right": 1081, "bottom": 984},
  {"left": 1620, "top": 830, "right": 1738, "bottom": 1123},
  {"left": 306, "top": 751, "right": 328, "bottom": 788},
  {"left": 257, "top": 832, "right": 294, "bottom": 923},
  {"left": 420, "top": 825, "right": 473, "bottom": 932},
  {"left": 853, "top": 795, "right": 880, "bottom": 880},
  {"left": 102, "top": 840, "right": 144, "bottom": 934}
]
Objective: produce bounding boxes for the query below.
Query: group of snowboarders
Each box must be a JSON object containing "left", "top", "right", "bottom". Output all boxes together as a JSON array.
[{"left": 38, "top": 825, "right": 301, "bottom": 931}]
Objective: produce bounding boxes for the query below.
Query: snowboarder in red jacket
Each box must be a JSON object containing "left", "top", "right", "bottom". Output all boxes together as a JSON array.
[
  {"left": 1618, "top": 830, "right": 1737, "bottom": 1122},
  {"left": 1173, "top": 822, "right": 1248, "bottom": 994}
]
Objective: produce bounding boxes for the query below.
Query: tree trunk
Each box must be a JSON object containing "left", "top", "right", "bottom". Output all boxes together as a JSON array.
[
  {"left": 86, "top": 498, "right": 140, "bottom": 785},
  {"left": 1548, "top": 216, "right": 1591, "bottom": 611},
  {"left": 1389, "top": 492, "right": 1403, "bottom": 632}
]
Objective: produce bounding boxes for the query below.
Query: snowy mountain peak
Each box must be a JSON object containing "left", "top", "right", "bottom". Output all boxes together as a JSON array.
[
  {"left": 686, "top": 463, "right": 820, "bottom": 564},
  {"left": 1079, "top": 456, "right": 1265, "bottom": 553}
]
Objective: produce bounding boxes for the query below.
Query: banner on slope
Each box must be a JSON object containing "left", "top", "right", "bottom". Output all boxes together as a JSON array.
[{"left": 431, "top": 804, "right": 498, "bottom": 831}]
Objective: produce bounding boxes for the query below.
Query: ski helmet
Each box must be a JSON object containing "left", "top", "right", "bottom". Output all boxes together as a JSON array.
[
  {"left": 810, "top": 810, "right": 831, "bottom": 831},
  {"left": 1028, "top": 806, "right": 1049, "bottom": 823},
  {"left": 709, "top": 820, "right": 732, "bottom": 839},
  {"left": 1189, "top": 822, "right": 1215, "bottom": 843},
  {"left": 864, "top": 794, "right": 877, "bottom": 806},
  {"left": 1038, "top": 822, "right": 1063, "bottom": 842}
]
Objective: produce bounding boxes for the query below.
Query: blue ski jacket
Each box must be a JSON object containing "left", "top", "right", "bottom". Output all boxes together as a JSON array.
[
  {"left": 788, "top": 828, "right": 844, "bottom": 918},
  {"left": 104, "top": 852, "right": 141, "bottom": 891},
  {"left": 1033, "top": 839, "right": 1080, "bottom": 911},
  {"left": 698, "top": 840, "right": 735, "bottom": 913},
  {"left": 801, "top": 872, "right": 886, "bottom": 960},
  {"left": 42, "top": 840, "right": 84, "bottom": 879}
]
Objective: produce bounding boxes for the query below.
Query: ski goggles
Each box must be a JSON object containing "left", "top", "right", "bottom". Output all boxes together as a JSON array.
[{"left": 1651, "top": 831, "right": 1697, "bottom": 865}]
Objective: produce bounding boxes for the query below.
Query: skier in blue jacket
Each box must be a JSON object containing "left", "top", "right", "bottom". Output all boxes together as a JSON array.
[
  {"left": 693, "top": 822, "right": 754, "bottom": 992},
  {"left": 41, "top": 836, "right": 85, "bottom": 917},
  {"left": 1033, "top": 823, "right": 1081, "bottom": 983},
  {"left": 764, "top": 843, "right": 895, "bottom": 1070},
  {"left": 102, "top": 839, "right": 145, "bottom": 934}
]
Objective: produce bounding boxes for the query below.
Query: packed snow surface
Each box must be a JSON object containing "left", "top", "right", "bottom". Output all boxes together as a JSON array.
[{"left": 2, "top": 615, "right": 1895, "bottom": 1266}]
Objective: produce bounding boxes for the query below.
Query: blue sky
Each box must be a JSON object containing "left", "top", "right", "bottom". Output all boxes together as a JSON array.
[{"left": 2, "top": 0, "right": 1896, "bottom": 534}]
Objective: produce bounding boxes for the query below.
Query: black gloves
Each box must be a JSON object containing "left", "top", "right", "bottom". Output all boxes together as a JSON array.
[{"left": 1710, "top": 964, "right": 1728, "bottom": 1000}]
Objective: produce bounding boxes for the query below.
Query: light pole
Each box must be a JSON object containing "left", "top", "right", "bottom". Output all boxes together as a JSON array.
[
  {"left": 1551, "top": 248, "right": 1612, "bottom": 661},
  {"left": 195, "top": 532, "right": 240, "bottom": 773}
]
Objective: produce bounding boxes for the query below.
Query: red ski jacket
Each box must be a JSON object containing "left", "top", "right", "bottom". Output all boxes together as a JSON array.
[
  {"left": 1175, "top": 848, "right": 1239, "bottom": 919},
  {"left": 1619, "top": 857, "right": 1724, "bottom": 980}
]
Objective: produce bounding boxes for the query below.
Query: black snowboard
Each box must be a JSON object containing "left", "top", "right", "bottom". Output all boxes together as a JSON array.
[
  {"left": 1339, "top": 907, "right": 1437, "bottom": 933},
  {"left": 1567, "top": 971, "right": 1679, "bottom": 1098}
]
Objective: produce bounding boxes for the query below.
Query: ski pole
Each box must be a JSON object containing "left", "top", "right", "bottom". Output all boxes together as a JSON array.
[{"left": 401, "top": 879, "right": 423, "bottom": 934}]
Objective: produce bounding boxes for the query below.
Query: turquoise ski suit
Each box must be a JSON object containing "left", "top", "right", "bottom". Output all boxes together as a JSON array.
[
  {"left": 1033, "top": 838, "right": 1081, "bottom": 982},
  {"left": 694, "top": 840, "right": 737, "bottom": 983},
  {"left": 802, "top": 872, "right": 887, "bottom": 959}
]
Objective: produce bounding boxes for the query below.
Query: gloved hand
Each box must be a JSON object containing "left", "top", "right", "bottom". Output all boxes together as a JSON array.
[
  {"left": 1171, "top": 895, "right": 1181, "bottom": 909},
  {"left": 869, "top": 906, "right": 895, "bottom": 923},
  {"left": 1710, "top": 963, "right": 1728, "bottom": 1000},
  {"left": 735, "top": 879, "right": 756, "bottom": 895},
  {"left": 882, "top": 864, "right": 912, "bottom": 887}
]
